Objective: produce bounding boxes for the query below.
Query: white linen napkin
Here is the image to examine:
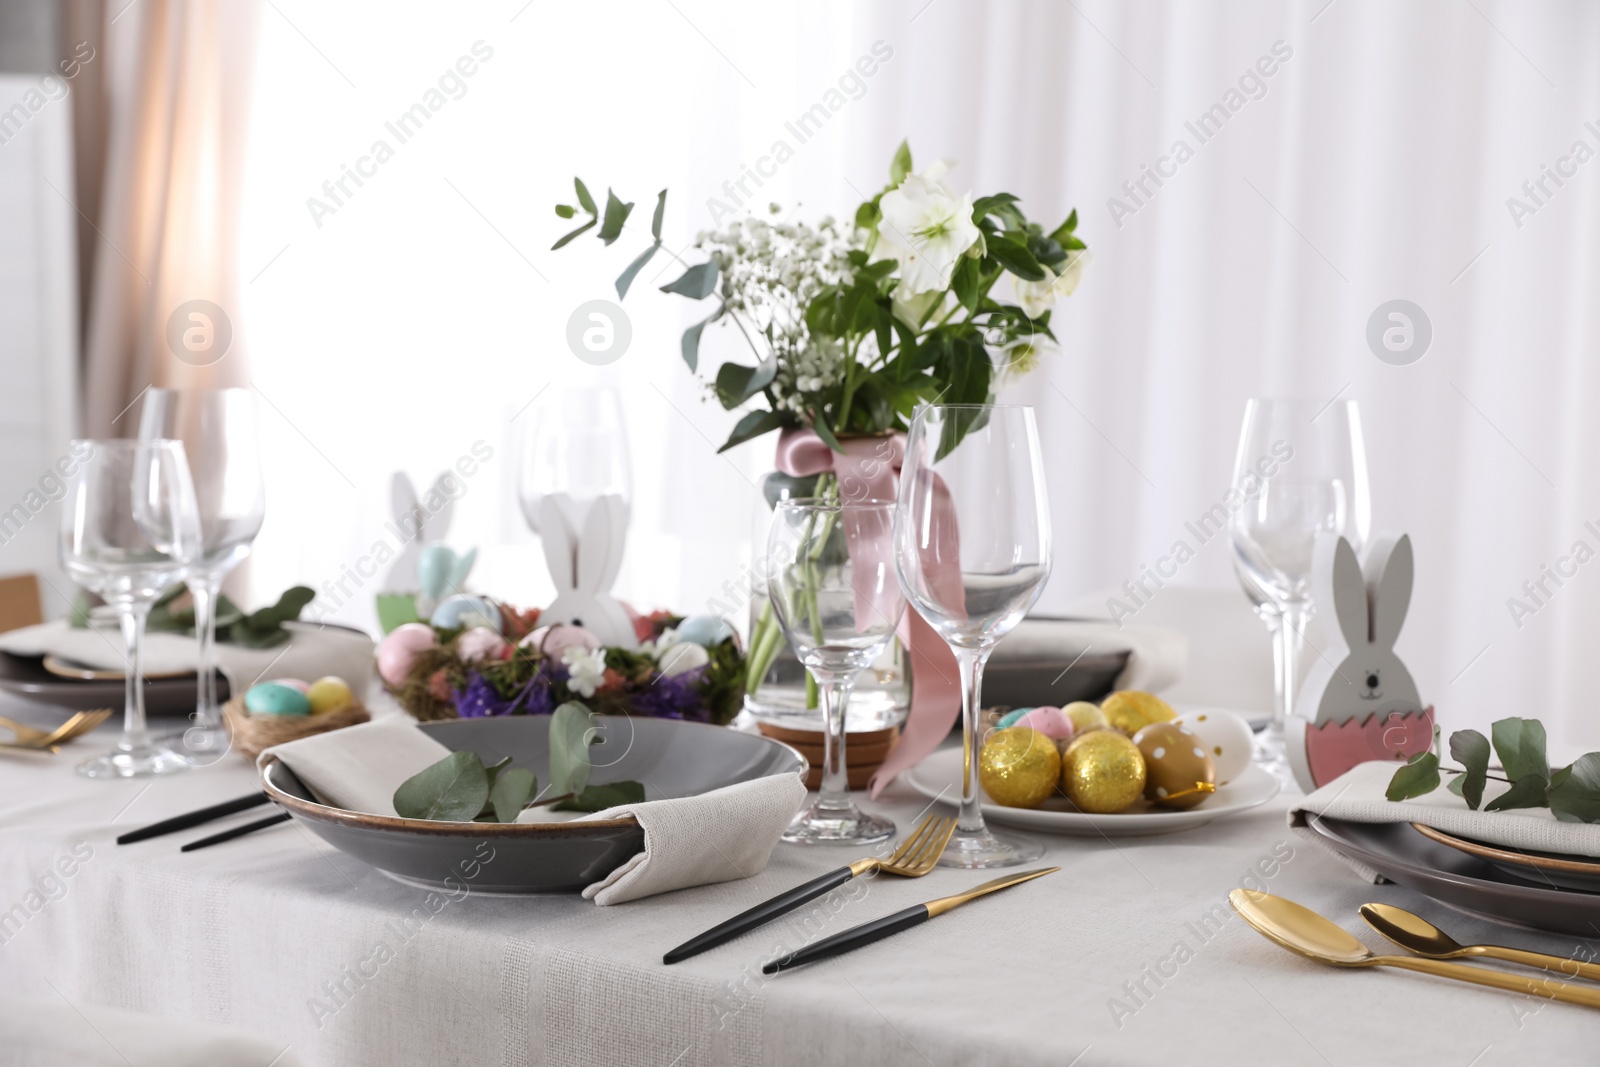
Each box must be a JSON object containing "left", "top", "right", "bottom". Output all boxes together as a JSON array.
[
  {"left": 261, "top": 715, "right": 452, "bottom": 816},
  {"left": 1288, "top": 760, "right": 1600, "bottom": 883},
  {"left": 576, "top": 773, "right": 808, "bottom": 905},
  {"left": 992, "top": 617, "right": 1187, "bottom": 693},
  {"left": 261, "top": 714, "right": 807, "bottom": 903},
  {"left": 0, "top": 619, "right": 375, "bottom": 698}
]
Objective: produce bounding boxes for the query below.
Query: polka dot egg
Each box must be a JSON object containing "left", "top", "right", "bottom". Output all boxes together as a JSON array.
[
  {"left": 1132, "top": 721, "right": 1215, "bottom": 810},
  {"left": 1173, "top": 709, "right": 1254, "bottom": 786}
]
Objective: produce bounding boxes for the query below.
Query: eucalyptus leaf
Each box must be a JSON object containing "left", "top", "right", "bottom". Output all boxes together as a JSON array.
[
  {"left": 573, "top": 177, "right": 597, "bottom": 215},
  {"left": 714, "top": 361, "right": 776, "bottom": 410},
  {"left": 489, "top": 767, "right": 538, "bottom": 824},
  {"left": 1491, "top": 717, "right": 1550, "bottom": 782},
  {"left": 1384, "top": 750, "right": 1440, "bottom": 801},
  {"left": 1448, "top": 728, "right": 1491, "bottom": 810},
  {"left": 1484, "top": 773, "right": 1549, "bottom": 812},
  {"left": 598, "top": 189, "right": 634, "bottom": 245},
  {"left": 720, "top": 409, "right": 790, "bottom": 454},
  {"left": 650, "top": 189, "right": 667, "bottom": 240},
  {"left": 661, "top": 261, "right": 720, "bottom": 299},
  {"left": 760, "top": 471, "right": 821, "bottom": 509},
  {"left": 1548, "top": 753, "right": 1600, "bottom": 823},
  {"left": 393, "top": 751, "right": 490, "bottom": 822},
  {"left": 555, "top": 204, "right": 575, "bottom": 219},
  {"left": 552, "top": 780, "right": 646, "bottom": 813},
  {"left": 227, "top": 586, "right": 315, "bottom": 649},
  {"left": 615, "top": 241, "right": 660, "bottom": 298},
  {"left": 548, "top": 701, "right": 595, "bottom": 797},
  {"left": 681, "top": 309, "right": 720, "bottom": 372},
  {"left": 551, "top": 218, "right": 597, "bottom": 250}
]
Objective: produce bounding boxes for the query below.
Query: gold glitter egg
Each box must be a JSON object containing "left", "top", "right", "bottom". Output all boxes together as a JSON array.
[
  {"left": 1062, "top": 701, "right": 1109, "bottom": 734},
  {"left": 1133, "top": 722, "right": 1216, "bottom": 810},
  {"left": 1061, "top": 731, "right": 1147, "bottom": 813},
  {"left": 1101, "top": 690, "right": 1177, "bottom": 736},
  {"left": 979, "top": 727, "right": 1062, "bottom": 809}
]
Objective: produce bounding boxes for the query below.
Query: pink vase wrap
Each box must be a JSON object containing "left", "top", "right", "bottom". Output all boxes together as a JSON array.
[{"left": 773, "top": 428, "right": 963, "bottom": 798}]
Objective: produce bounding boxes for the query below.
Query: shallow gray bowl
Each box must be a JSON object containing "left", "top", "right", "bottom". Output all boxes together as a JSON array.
[{"left": 260, "top": 716, "right": 806, "bottom": 894}]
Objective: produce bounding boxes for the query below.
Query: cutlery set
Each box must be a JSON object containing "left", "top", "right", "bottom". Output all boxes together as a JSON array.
[
  {"left": 0, "top": 709, "right": 112, "bottom": 754},
  {"left": 1231, "top": 889, "right": 1600, "bottom": 1009}
]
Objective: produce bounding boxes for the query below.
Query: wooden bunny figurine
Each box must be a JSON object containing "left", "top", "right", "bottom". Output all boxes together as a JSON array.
[
  {"left": 381, "top": 472, "right": 457, "bottom": 595},
  {"left": 538, "top": 492, "right": 637, "bottom": 648},
  {"left": 1287, "top": 532, "right": 1434, "bottom": 791}
]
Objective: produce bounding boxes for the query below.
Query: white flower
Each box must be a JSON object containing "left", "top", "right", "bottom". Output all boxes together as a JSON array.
[
  {"left": 657, "top": 641, "right": 709, "bottom": 677},
  {"left": 1013, "top": 248, "right": 1092, "bottom": 318},
  {"left": 561, "top": 646, "right": 607, "bottom": 698},
  {"left": 641, "top": 627, "right": 682, "bottom": 657},
  {"left": 878, "top": 171, "right": 981, "bottom": 294}
]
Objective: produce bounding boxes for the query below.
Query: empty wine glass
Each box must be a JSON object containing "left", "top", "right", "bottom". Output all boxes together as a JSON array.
[
  {"left": 1229, "top": 398, "right": 1370, "bottom": 784},
  {"left": 896, "top": 405, "right": 1050, "bottom": 868},
  {"left": 767, "top": 498, "right": 903, "bottom": 844},
  {"left": 60, "top": 440, "right": 202, "bottom": 778},
  {"left": 139, "top": 388, "right": 266, "bottom": 761},
  {"left": 518, "top": 385, "right": 631, "bottom": 536}
]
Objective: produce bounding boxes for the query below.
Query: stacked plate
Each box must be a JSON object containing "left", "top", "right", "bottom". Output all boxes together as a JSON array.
[{"left": 1306, "top": 814, "right": 1600, "bottom": 937}]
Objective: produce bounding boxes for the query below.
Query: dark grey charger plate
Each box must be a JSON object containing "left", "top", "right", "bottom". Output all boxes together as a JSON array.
[
  {"left": 0, "top": 651, "right": 229, "bottom": 716},
  {"left": 1307, "top": 814, "right": 1600, "bottom": 937},
  {"left": 263, "top": 715, "right": 808, "bottom": 894}
]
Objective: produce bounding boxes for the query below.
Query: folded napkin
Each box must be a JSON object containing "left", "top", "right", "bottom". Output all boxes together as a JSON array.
[
  {"left": 1289, "top": 760, "right": 1600, "bottom": 883},
  {"left": 260, "top": 714, "right": 807, "bottom": 904},
  {"left": 0, "top": 619, "right": 375, "bottom": 699},
  {"left": 991, "top": 617, "right": 1188, "bottom": 692},
  {"left": 261, "top": 715, "right": 452, "bottom": 816}
]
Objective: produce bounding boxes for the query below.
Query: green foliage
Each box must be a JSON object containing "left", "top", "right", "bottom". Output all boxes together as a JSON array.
[
  {"left": 394, "top": 751, "right": 491, "bottom": 821},
  {"left": 144, "top": 584, "right": 314, "bottom": 649},
  {"left": 548, "top": 701, "right": 596, "bottom": 797},
  {"left": 1387, "top": 716, "right": 1600, "bottom": 823}
]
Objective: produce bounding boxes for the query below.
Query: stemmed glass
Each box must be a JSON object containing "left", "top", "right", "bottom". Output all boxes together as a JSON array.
[
  {"left": 138, "top": 389, "right": 266, "bottom": 761},
  {"left": 60, "top": 440, "right": 202, "bottom": 778},
  {"left": 767, "top": 498, "right": 902, "bottom": 844},
  {"left": 896, "top": 405, "right": 1050, "bottom": 868},
  {"left": 1229, "top": 398, "right": 1370, "bottom": 785}
]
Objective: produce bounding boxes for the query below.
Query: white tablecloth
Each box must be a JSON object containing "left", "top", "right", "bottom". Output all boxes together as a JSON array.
[{"left": 2, "top": 696, "right": 1595, "bottom": 1066}]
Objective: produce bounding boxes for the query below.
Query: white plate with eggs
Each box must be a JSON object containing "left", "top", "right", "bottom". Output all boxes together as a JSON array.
[{"left": 905, "top": 708, "right": 1280, "bottom": 837}]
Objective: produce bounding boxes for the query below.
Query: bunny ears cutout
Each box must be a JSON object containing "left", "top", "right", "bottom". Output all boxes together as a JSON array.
[{"left": 1323, "top": 532, "right": 1413, "bottom": 655}]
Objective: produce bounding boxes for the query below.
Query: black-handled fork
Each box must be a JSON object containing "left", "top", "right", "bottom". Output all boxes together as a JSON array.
[{"left": 664, "top": 814, "right": 957, "bottom": 965}]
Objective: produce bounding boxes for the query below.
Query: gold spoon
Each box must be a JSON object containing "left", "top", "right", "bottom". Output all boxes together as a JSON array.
[
  {"left": 1360, "top": 902, "right": 1600, "bottom": 982},
  {"left": 1228, "top": 890, "right": 1600, "bottom": 1009}
]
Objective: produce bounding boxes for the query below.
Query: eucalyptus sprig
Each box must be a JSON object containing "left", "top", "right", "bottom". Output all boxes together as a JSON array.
[
  {"left": 1386, "top": 717, "right": 1600, "bottom": 822},
  {"left": 392, "top": 702, "right": 645, "bottom": 822}
]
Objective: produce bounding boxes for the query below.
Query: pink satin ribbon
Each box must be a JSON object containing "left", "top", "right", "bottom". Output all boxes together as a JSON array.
[{"left": 774, "top": 428, "right": 963, "bottom": 797}]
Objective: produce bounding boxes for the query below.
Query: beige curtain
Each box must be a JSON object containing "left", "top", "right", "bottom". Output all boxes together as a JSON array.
[{"left": 75, "top": 0, "right": 261, "bottom": 436}]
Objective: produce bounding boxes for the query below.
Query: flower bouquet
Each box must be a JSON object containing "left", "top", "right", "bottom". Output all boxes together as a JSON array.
[
  {"left": 376, "top": 598, "right": 745, "bottom": 726},
  {"left": 552, "top": 140, "right": 1087, "bottom": 727}
]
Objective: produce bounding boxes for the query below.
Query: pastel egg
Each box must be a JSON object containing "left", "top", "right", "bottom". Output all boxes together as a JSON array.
[
  {"left": 1101, "top": 690, "right": 1177, "bottom": 736},
  {"left": 996, "top": 707, "right": 1033, "bottom": 729},
  {"left": 456, "top": 626, "right": 509, "bottom": 664},
  {"left": 519, "top": 623, "right": 601, "bottom": 660},
  {"left": 245, "top": 682, "right": 311, "bottom": 717},
  {"left": 377, "top": 623, "right": 439, "bottom": 687},
  {"left": 672, "top": 615, "right": 736, "bottom": 648},
  {"left": 273, "top": 678, "right": 309, "bottom": 694},
  {"left": 1017, "top": 706, "right": 1075, "bottom": 742},
  {"left": 306, "top": 676, "right": 354, "bottom": 715},
  {"left": 659, "top": 640, "right": 710, "bottom": 677},
  {"left": 1133, "top": 722, "right": 1215, "bottom": 810},
  {"left": 430, "top": 595, "right": 501, "bottom": 633},
  {"left": 1062, "top": 701, "right": 1108, "bottom": 733},
  {"left": 1174, "top": 709, "right": 1255, "bottom": 786}
]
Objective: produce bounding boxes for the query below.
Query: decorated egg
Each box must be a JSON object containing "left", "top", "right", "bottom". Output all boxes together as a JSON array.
[
  {"left": 306, "top": 676, "right": 354, "bottom": 715},
  {"left": 659, "top": 641, "right": 710, "bottom": 677},
  {"left": 673, "top": 615, "right": 736, "bottom": 648},
  {"left": 519, "top": 623, "right": 601, "bottom": 660},
  {"left": 377, "top": 623, "right": 439, "bottom": 687},
  {"left": 430, "top": 595, "right": 501, "bottom": 633},
  {"left": 996, "top": 707, "right": 1033, "bottom": 729},
  {"left": 1174, "top": 709, "right": 1254, "bottom": 786},
  {"left": 245, "top": 682, "right": 311, "bottom": 717},
  {"left": 979, "top": 727, "right": 1062, "bottom": 808},
  {"left": 1016, "top": 706, "right": 1075, "bottom": 742},
  {"left": 456, "top": 626, "right": 509, "bottom": 664},
  {"left": 1062, "top": 701, "right": 1109, "bottom": 733},
  {"left": 273, "top": 678, "right": 309, "bottom": 694},
  {"left": 1133, "top": 722, "right": 1216, "bottom": 810},
  {"left": 1101, "top": 690, "right": 1177, "bottom": 736},
  {"left": 1061, "top": 731, "right": 1146, "bottom": 813}
]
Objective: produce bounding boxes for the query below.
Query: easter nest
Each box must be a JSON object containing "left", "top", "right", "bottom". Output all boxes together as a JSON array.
[{"left": 223, "top": 695, "right": 370, "bottom": 760}]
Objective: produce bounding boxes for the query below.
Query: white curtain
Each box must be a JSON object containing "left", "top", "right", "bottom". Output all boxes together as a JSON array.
[{"left": 237, "top": 0, "right": 1600, "bottom": 751}]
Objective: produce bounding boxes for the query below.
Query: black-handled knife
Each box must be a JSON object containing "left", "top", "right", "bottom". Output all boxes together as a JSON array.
[
  {"left": 761, "top": 867, "right": 1059, "bottom": 975},
  {"left": 117, "top": 792, "right": 270, "bottom": 845},
  {"left": 664, "top": 861, "right": 873, "bottom": 964}
]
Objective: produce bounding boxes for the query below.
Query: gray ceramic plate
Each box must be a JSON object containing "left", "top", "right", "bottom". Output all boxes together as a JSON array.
[
  {"left": 261, "top": 716, "right": 807, "bottom": 894},
  {"left": 1306, "top": 814, "right": 1600, "bottom": 937}
]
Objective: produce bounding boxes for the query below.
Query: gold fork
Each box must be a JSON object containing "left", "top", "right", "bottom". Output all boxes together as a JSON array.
[
  {"left": 664, "top": 813, "right": 958, "bottom": 964},
  {"left": 0, "top": 709, "right": 114, "bottom": 750}
]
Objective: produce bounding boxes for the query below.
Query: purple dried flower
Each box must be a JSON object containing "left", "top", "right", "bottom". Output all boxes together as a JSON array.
[{"left": 630, "top": 666, "right": 712, "bottom": 722}]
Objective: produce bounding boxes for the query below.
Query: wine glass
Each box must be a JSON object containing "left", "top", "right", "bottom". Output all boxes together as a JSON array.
[
  {"left": 60, "top": 440, "right": 202, "bottom": 778},
  {"left": 767, "top": 498, "right": 902, "bottom": 844},
  {"left": 139, "top": 388, "right": 266, "bottom": 761},
  {"left": 518, "top": 385, "right": 631, "bottom": 535},
  {"left": 896, "top": 405, "right": 1050, "bottom": 868},
  {"left": 1229, "top": 398, "right": 1370, "bottom": 785}
]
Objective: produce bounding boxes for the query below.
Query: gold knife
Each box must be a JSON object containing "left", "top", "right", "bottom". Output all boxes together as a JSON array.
[{"left": 762, "top": 867, "right": 1059, "bottom": 974}]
